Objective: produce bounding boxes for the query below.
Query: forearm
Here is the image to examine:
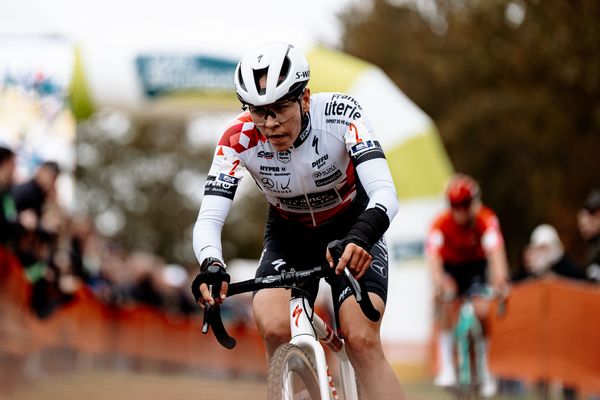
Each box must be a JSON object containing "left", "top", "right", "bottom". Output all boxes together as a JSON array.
[
  {"left": 346, "top": 159, "right": 399, "bottom": 249},
  {"left": 192, "top": 195, "right": 232, "bottom": 264},
  {"left": 487, "top": 247, "right": 509, "bottom": 286},
  {"left": 428, "top": 254, "right": 445, "bottom": 286}
]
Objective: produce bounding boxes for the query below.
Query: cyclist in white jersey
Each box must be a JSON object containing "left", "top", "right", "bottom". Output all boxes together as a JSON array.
[{"left": 192, "top": 42, "right": 404, "bottom": 400}]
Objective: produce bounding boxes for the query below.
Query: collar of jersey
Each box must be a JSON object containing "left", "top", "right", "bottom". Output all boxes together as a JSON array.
[{"left": 290, "top": 113, "right": 312, "bottom": 149}]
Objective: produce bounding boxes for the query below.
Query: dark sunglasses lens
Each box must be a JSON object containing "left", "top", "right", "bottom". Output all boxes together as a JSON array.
[{"left": 451, "top": 200, "right": 471, "bottom": 209}]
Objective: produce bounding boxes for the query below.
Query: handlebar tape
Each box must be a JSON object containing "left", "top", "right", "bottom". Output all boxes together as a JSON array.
[{"left": 205, "top": 304, "right": 236, "bottom": 349}]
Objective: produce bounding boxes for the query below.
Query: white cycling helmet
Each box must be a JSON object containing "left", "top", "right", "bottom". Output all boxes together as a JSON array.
[{"left": 234, "top": 42, "right": 310, "bottom": 106}]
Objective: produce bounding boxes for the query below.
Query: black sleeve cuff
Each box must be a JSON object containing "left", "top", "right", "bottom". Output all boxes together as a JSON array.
[{"left": 343, "top": 206, "right": 390, "bottom": 251}]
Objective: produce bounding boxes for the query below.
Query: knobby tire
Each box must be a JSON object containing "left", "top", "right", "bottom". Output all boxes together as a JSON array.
[{"left": 267, "top": 343, "right": 323, "bottom": 400}]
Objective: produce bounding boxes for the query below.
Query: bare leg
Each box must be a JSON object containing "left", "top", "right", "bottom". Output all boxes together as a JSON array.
[
  {"left": 339, "top": 293, "right": 405, "bottom": 400},
  {"left": 252, "top": 288, "right": 291, "bottom": 360}
]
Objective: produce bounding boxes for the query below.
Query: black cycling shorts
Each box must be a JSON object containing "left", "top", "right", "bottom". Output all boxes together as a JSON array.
[
  {"left": 443, "top": 259, "right": 488, "bottom": 296},
  {"left": 254, "top": 206, "right": 388, "bottom": 312}
]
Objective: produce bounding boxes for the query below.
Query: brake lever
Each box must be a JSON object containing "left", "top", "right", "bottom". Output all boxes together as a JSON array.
[
  {"left": 327, "top": 240, "right": 381, "bottom": 322},
  {"left": 201, "top": 284, "right": 237, "bottom": 349}
]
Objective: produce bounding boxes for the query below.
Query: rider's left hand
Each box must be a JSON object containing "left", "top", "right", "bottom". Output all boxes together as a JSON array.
[{"left": 326, "top": 242, "right": 372, "bottom": 279}]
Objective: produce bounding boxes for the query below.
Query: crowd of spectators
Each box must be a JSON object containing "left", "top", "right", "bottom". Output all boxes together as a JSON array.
[
  {"left": 2, "top": 144, "right": 600, "bottom": 329},
  {"left": 1, "top": 146, "right": 199, "bottom": 319}
]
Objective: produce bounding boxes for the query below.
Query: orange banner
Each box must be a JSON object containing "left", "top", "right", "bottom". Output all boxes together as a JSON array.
[
  {"left": 489, "top": 277, "right": 600, "bottom": 394},
  {"left": 0, "top": 246, "right": 266, "bottom": 375}
]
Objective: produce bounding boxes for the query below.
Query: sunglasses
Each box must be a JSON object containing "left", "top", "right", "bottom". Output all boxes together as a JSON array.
[{"left": 450, "top": 200, "right": 473, "bottom": 209}]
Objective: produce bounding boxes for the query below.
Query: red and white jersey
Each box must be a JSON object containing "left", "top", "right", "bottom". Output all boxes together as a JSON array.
[
  {"left": 193, "top": 92, "right": 398, "bottom": 263},
  {"left": 425, "top": 206, "right": 504, "bottom": 264}
]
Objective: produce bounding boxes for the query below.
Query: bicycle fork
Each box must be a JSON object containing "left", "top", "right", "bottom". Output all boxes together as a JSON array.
[
  {"left": 454, "top": 301, "right": 484, "bottom": 387},
  {"left": 288, "top": 297, "right": 358, "bottom": 400}
]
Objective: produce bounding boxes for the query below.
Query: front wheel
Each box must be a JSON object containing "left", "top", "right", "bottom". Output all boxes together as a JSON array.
[{"left": 267, "top": 343, "right": 322, "bottom": 400}]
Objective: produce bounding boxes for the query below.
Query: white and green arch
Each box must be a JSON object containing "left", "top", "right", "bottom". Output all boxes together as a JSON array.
[{"left": 308, "top": 46, "right": 453, "bottom": 258}]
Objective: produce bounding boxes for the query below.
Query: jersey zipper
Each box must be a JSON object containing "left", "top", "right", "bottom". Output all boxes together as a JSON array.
[{"left": 291, "top": 150, "right": 317, "bottom": 227}]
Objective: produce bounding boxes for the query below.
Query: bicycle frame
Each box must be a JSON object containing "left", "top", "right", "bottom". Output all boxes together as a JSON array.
[
  {"left": 454, "top": 297, "right": 485, "bottom": 389},
  {"left": 288, "top": 295, "right": 358, "bottom": 400},
  {"left": 201, "top": 240, "right": 380, "bottom": 400}
]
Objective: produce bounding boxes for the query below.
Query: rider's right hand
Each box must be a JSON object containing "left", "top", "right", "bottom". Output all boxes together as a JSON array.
[{"left": 191, "top": 257, "right": 230, "bottom": 307}]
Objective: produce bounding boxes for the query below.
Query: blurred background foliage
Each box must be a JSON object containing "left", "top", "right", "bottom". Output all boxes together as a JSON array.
[
  {"left": 75, "top": 110, "right": 268, "bottom": 265},
  {"left": 340, "top": 0, "right": 600, "bottom": 263},
  {"left": 76, "top": 0, "right": 599, "bottom": 268}
]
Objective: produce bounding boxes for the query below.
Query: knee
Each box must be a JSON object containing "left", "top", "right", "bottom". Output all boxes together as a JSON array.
[
  {"left": 256, "top": 316, "right": 290, "bottom": 350},
  {"left": 344, "top": 326, "right": 382, "bottom": 361}
]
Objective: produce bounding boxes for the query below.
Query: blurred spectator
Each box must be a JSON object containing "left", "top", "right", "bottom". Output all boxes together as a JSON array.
[
  {"left": 11, "top": 160, "right": 60, "bottom": 219},
  {"left": 578, "top": 189, "right": 600, "bottom": 282},
  {"left": 513, "top": 224, "right": 587, "bottom": 282},
  {"left": 0, "top": 146, "right": 19, "bottom": 246},
  {"left": 512, "top": 224, "right": 586, "bottom": 400},
  {"left": 9, "top": 161, "right": 61, "bottom": 278}
]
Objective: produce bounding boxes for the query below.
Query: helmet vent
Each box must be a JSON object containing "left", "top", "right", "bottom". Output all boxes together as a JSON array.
[
  {"left": 252, "top": 67, "right": 269, "bottom": 95},
  {"left": 277, "top": 57, "right": 291, "bottom": 87},
  {"left": 237, "top": 67, "right": 246, "bottom": 91}
]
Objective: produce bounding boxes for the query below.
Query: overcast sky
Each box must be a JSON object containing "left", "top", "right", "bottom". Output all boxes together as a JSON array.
[
  {"left": 0, "top": 0, "right": 362, "bottom": 105},
  {"left": 0, "top": 0, "right": 359, "bottom": 54}
]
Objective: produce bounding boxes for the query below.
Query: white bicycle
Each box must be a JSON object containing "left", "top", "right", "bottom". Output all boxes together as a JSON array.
[{"left": 202, "top": 240, "right": 381, "bottom": 400}]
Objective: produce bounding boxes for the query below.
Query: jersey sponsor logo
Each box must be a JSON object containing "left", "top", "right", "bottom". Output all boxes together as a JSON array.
[
  {"left": 257, "top": 150, "right": 274, "bottom": 159},
  {"left": 351, "top": 140, "right": 385, "bottom": 165},
  {"left": 260, "top": 165, "right": 281, "bottom": 172},
  {"left": 349, "top": 140, "right": 376, "bottom": 156},
  {"left": 370, "top": 238, "right": 388, "bottom": 278},
  {"left": 278, "top": 188, "right": 340, "bottom": 211},
  {"left": 315, "top": 169, "right": 342, "bottom": 187},
  {"left": 327, "top": 119, "right": 354, "bottom": 126},
  {"left": 338, "top": 286, "right": 352, "bottom": 304},
  {"left": 298, "top": 127, "right": 310, "bottom": 142},
  {"left": 324, "top": 94, "right": 362, "bottom": 120},
  {"left": 312, "top": 163, "right": 338, "bottom": 179},
  {"left": 262, "top": 177, "right": 292, "bottom": 193},
  {"left": 312, "top": 136, "right": 319, "bottom": 155},
  {"left": 311, "top": 154, "right": 329, "bottom": 168},
  {"left": 217, "top": 173, "right": 238, "bottom": 185},
  {"left": 277, "top": 151, "right": 291, "bottom": 164},
  {"left": 204, "top": 174, "right": 239, "bottom": 198}
]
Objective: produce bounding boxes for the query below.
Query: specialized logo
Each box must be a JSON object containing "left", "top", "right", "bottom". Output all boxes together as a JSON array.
[
  {"left": 272, "top": 258, "right": 286, "bottom": 272},
  {"left": 293, "top": 304, "right": 303, "bottom": 327},
  {"left": 277, "top": 151, "right": 291, "bottom": 164},
  {"left": 257, "top": 54, "right": 263, "bottom": 63},
  {"left": 312, "top": 136, "right": 319, "bottom": 155}
]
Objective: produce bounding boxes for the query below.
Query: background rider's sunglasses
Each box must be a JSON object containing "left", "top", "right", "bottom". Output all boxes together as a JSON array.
[{"left": 450, "top": 200, "right": 472, "bottom": 210}]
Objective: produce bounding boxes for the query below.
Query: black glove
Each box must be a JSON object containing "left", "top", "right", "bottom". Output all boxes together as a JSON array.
[{"left": 191, "top": 257, "right": 230, "bottom": 303}]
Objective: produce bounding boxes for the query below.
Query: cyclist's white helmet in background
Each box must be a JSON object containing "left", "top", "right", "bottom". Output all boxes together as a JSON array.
[{"left": 234, "top": 42, "right": 310, "bottom": 106}]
